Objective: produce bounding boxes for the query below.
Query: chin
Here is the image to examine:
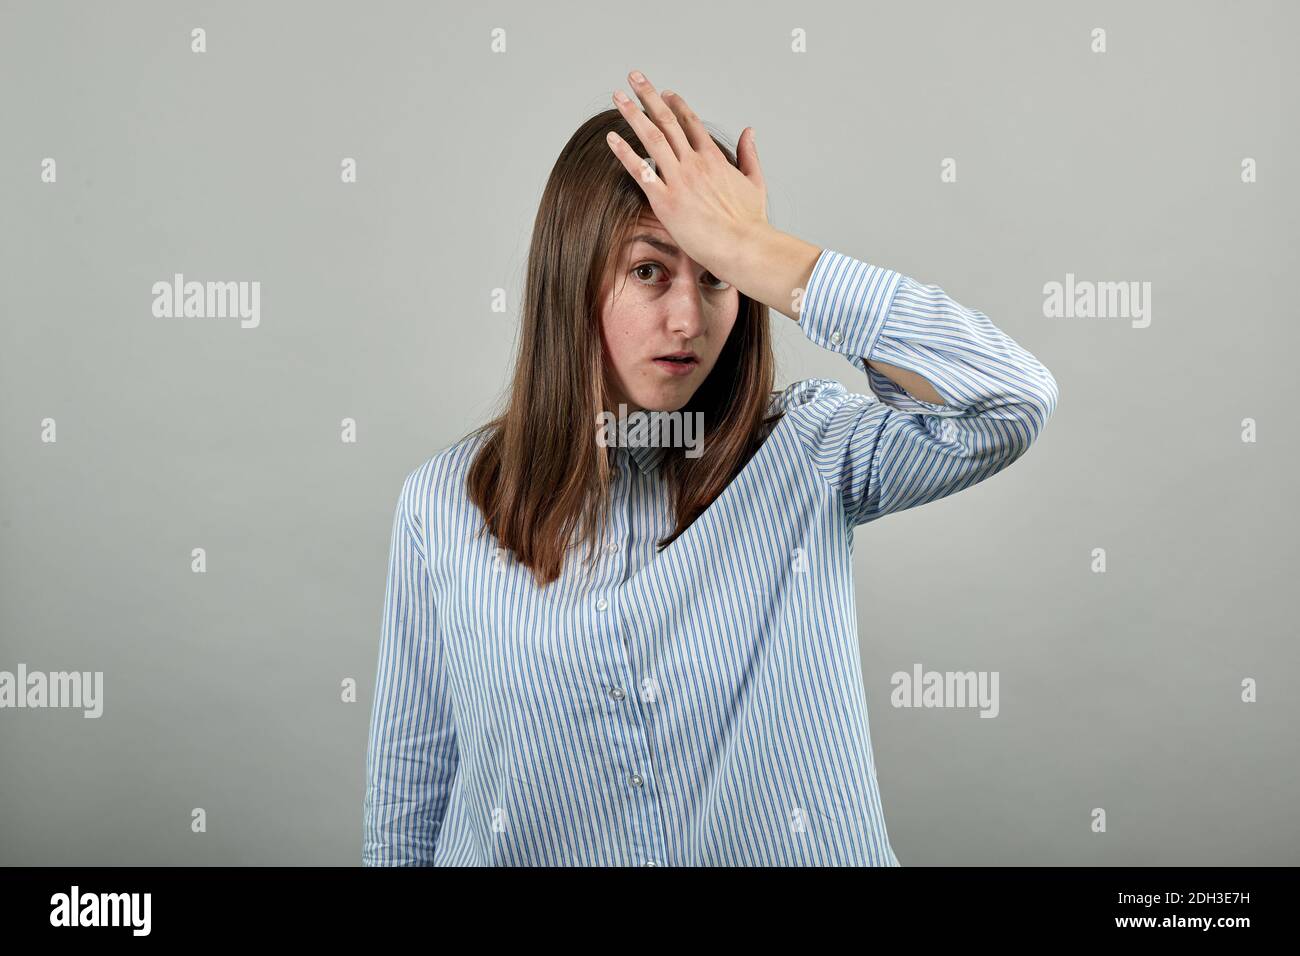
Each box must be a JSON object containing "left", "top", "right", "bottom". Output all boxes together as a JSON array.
[{"left": 634, "top": 391, "right": 692, "bottom": 413}]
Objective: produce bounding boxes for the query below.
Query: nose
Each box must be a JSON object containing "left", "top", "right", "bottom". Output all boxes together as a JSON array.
[{"left": 664, "top": 278, "right": 706, "bottom": 340}]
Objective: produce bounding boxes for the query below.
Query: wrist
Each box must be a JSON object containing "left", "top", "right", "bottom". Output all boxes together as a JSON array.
[{"left": 719, "top": 224, "right": 822, "bottom": 321}]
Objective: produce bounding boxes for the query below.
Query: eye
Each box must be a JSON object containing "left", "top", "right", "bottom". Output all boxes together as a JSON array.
[
  {"left": 632, "top": 261, "right": 731, "bottom": 291},
  {"left": 632, "top": 262, "right": 664, "bottom": 284}
]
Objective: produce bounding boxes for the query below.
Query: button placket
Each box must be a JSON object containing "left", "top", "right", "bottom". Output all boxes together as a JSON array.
[
  {"left": 605, "top": 448, "right": 669, "bottom": 867},
  {"left": 603, "top": 457, "right": 628, "bottom": 587}
]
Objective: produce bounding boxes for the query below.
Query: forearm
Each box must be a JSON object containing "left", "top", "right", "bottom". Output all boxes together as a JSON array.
[
  {"left": 720, "top": 224, "right": 946, "bottom": 405},
  {"left": 864, "top": 358, "right": 946, "bottom": 405}
]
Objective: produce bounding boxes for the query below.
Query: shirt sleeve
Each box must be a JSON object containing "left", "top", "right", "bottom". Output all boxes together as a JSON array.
[
  {"left": 792, "top": 248, "right": 1059, "bottom": 526},
  {"left": 362, "top": 466, "right": 459, "bottom": 865}
]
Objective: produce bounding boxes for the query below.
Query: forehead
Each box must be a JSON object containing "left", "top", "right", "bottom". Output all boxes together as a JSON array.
[{"left": 620, "top": 217, "right": 680, "bottom": 258}]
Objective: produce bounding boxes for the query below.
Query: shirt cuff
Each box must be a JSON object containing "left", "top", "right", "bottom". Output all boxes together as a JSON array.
[{"left": 798, "top": 248, "right": 903, "bottom": 375}]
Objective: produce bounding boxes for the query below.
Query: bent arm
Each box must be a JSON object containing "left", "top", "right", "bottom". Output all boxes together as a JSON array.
[{"left": 782, "top": 242, "right": 1059, "bottom": 525}]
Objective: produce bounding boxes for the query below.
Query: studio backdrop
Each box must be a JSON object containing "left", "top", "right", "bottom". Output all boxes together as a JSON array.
[{"left": 1, "top": 0, "right": 1296, "bottom": 865}]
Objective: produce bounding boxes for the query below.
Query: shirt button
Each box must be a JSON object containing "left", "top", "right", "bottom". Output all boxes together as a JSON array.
[
  {"left": 642, "top": 859, "right": 658, "bottom": 867},
  {"left": 595, "top": 597, "right": 608, "bottom": 612},
  {"left": 829, "top": 328, "right": 843, "bottom": 345},
  {"left": 609, "top": 686, "right": 626, "bottom": 701},
  {"left": 605, "top": 541, "right": 619, "bottom": 554},
  {"left": 629, "top": 773, "right": 644, "bottom": 788}
]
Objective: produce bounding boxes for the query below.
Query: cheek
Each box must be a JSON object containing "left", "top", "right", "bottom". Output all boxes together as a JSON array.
[
  {"left": 600, "top": 305, "right": 649, "bottom": 369},
  {"left": 609, "top": 333, "right": 639, "bottom": 373},
  {"left": 706, "top": 300, "right": 741, "bottom": 360}
]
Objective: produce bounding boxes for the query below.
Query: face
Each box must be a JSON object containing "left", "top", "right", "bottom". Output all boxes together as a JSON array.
[{"left": 598, "top": 212, "right": 740, "bottom": 413}]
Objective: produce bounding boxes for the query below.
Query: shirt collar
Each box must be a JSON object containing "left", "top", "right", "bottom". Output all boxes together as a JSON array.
[
  {"left": 616, "top": 393, "right": 787, "bottom": 476},
  {"left": 626, "top": 443, "right": 665, "bottom": 475},
  {"left": 607, "top": 409, "right": 671, "bottom": 475}
]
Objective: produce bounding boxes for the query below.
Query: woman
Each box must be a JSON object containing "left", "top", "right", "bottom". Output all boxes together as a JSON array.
[{"left": 362, "top": 70, "right": 1058, "bottom": 866}]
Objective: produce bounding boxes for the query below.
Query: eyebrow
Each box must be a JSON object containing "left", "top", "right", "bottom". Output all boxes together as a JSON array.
[{"left": 624, "top": 234, "right": 681, "bottom": 258}]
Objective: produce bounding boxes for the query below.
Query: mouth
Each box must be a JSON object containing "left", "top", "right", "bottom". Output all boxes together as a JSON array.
[
  {"left": 652, "top": 351, "right": 699, "bottom": 376},
  {"left": 654, "top": 351, "right": 698, "bottom": 365}
]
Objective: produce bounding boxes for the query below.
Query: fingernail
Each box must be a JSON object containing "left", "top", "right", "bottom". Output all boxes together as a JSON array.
[
  {"left": 630, "top": 70, "right": 645, "bottom": 83},
  {"left": 662, "top": 89, "right": 675, "bottom": 99},
  {"left": 614, "top": 89, "right": 629, "bottom": 103}
]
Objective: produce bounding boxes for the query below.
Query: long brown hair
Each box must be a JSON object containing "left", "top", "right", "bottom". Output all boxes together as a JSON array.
[{"left": 465, "top": 107, "right": 780, "bottom": 587}]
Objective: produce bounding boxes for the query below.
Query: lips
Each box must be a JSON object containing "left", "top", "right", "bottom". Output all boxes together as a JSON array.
[{"left": 652, "top": 351, "right": 699, "bottom": 376}]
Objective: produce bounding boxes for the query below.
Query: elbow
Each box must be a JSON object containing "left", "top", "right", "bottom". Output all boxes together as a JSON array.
[
  {"left": 1041, "top": 366, "right": 1060, "bottom": 419},
  {"left": 1019, "top": 364, "right": 1058, "bottom": 444},
  {"left": 983, "top": 369, "right": 1057, "bottom": 463}
]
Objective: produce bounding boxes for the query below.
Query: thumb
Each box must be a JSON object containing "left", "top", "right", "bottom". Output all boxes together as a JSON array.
[{"left": 738, "top": 127, "right": 764, "bottom": 189}]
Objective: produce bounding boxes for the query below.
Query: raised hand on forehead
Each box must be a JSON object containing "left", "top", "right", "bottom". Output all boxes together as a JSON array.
[{"left": 605, "top": 69, "right": 769, "bottom": 287}]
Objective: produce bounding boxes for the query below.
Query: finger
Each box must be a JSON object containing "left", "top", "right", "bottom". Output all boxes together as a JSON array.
[
  {"left": 604, "top": 130, "right": 668, "bottom": 199},
  {"left": 659, "top": 89, "right": 718, "bottom": 156},
  {"left": 624, "top": 71, "right": 692, "bottom": 161},
  {"left": 611, "top": 89, "right": 680, "bottom": 184},
  {"left": 738, "top": 126, "right": 766, "bottom": 195}
]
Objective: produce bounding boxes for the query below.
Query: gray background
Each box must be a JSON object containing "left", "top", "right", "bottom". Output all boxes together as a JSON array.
[{"left": 2, "top": 0, "right": 1296, "bottom": 865}]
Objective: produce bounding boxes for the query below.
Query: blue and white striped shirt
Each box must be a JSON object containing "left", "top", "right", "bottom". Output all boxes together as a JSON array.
[{"left": 362, "top": 248, "right": 1058, "bottom": 866}]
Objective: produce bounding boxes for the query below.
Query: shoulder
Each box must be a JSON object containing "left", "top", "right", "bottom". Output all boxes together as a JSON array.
[
  {"left": 768, "top": 377, "right": 867, "bottom": 418},
  {"left": 768, "top": 377, "right": 884, "bottom": 469},
  {"left": 394, "top": 426, "right": 495, "bottom": 528}
]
